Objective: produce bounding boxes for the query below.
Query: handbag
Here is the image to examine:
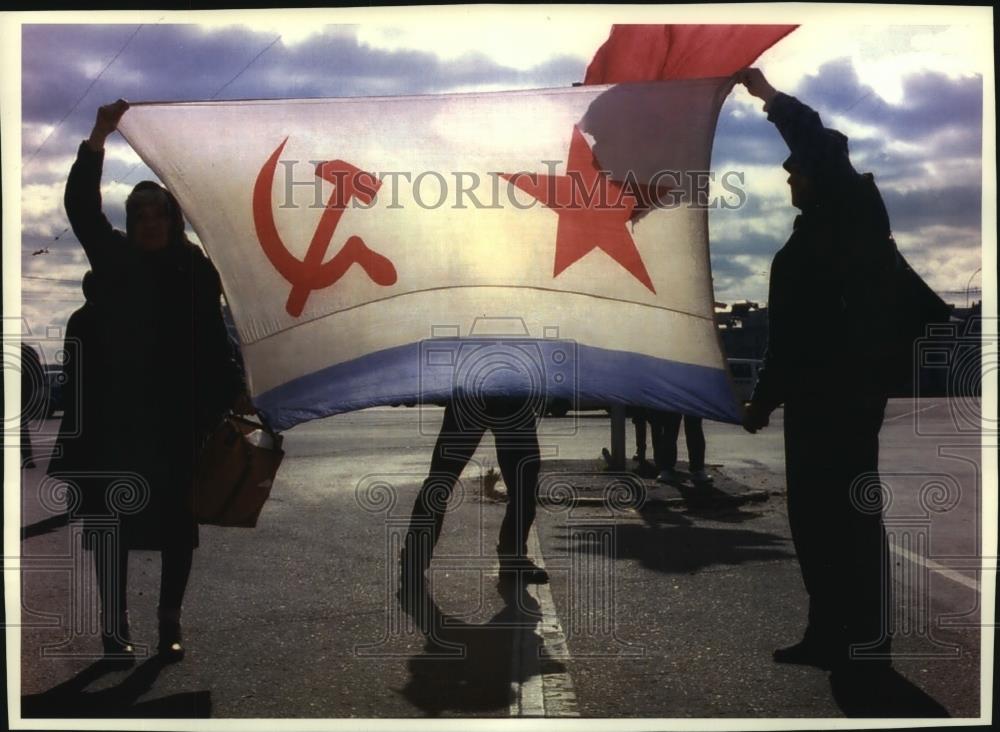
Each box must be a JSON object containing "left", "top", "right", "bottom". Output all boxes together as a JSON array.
[{"left": 193, "top": 414, "right": 284, "bottom": 527}]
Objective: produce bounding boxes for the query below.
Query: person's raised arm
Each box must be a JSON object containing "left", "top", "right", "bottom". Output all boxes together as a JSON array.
[
  {"left": 736, "top": 68, "right": 852, "bottom": 186},
  {"left": 735, "top": 67, "right": 779, "bottom": 107},
  {"left": 64, "top": 100, "right": 130, "bottom": 269}
]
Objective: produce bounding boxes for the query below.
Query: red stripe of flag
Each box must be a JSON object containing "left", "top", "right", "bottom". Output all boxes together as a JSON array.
[{"left": 584, "top": 24, "right": 798, "bottom": 83}]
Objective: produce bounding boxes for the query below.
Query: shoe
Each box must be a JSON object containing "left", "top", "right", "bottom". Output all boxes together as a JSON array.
[
  {"left": 101, "top": 613, "right": 135, "bottom": 668},
  {"left": 631, "top": 453, "right": 646, "bottom": 462},
  {"left": 690, "top": 468, "right": 714, "bottom": 485},
  {"left": 157, "top": 611, "right": 185, "bottom": 663},
  {"left": 656, "top": 468, "right": 679, "bottom": 483},
  {"left": 773, "top": 639, "right": 839, "bottom": 670},
  {"left": 101, "top": 638, "right": 136, "bottom": 668},
  {"left": 158, "top": 624, "right": 185, "bottom": 662},
  {"left": 498, "top": 557, "right": 549, "bottom": 584}
]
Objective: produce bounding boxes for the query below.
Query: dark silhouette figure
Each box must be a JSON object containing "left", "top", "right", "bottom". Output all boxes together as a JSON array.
[
  {"left": 59, "top": 99, "right": 243, "bottom": 665},
  {"left": 738, "top": 69, "right": 897, "bottom": 671},
  {"left": 631, "top": 409, "right": 648, "bottom": 462},
  {"left": 399, "top": 397, "right": 547, "bottom": 606},
  {"left": 650, "top": 410, "right": 711, "bottom": 484},
  {"left": 20, "top": 344, "right": 45, "bottom": 468},
  {"left": 49, "top": 270, "right": 96, "bottom": 479}
]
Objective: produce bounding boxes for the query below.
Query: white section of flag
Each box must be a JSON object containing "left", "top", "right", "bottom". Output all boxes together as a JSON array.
[{"left": 117, "top": 79, "right": 733, "bottom": 399}]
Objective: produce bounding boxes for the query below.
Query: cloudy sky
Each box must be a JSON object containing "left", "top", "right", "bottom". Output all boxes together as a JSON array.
[{"left": 5, "top": 7, "right": 991, "bottom": 347}]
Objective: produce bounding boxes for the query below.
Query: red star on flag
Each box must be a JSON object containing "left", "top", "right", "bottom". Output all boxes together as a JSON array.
[{"left": 501, "top": 125, "right": 664, "bottom": 293}]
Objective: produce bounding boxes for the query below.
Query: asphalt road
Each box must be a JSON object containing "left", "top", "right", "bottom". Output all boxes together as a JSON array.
[{"left": 12, "top": 397, "right": 988, "bottom": 721}]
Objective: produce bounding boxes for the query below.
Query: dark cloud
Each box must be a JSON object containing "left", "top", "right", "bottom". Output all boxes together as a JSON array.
[
  {"left": 713, "top": 187, "right": 789, "bottom": 220},
  {"left": 16, "top": 23, "right": 984, "bottom": 313},
  {"left": 711, "top": 231, "right": 783, "bottom": 258},
  {"left": 882, "top": 185, "right": 982, "bottom": 233},
  {"left": 715, "top": 59, "right": 982, "bottom": 197},
  {"left": 794, "top": 58, "right": 982, "bottom": 142},
  {"left": 709, "top": 252, "right": 770, "bottom": 304},
  {"left": 712, "top": 58, "right": 983, "bottom": 272},
  {"left": 20, "top": 23, "right": 585, "bottom": 167},
  {"left": 712, "top": 101, "right": 787, "bottom": 168},
  {"left": 709, "top": 254, "right": 759, "bottom": 281},
  {"left": 21, "top": 24, "right": 145, "bottom": 124}
]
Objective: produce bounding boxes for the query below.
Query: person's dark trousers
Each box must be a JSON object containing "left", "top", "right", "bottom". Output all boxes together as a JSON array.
[
  {"left": 92, "top": 531, "right": 194, "bottom": 642},
  {"left": 650, "top": 411, "right": 706, "bottom": 472},
  {"left": 401, "top": 398, "right": 541, "bottom": 573},
  {"left": 90, "top": 529, "right": 129, "bottom": 644},
  {"left": 632, "top": 414, "right": 647, "bottom": 460},
  {"left": 648, "top": 412, "right": 670, "bottom": 470},
  {"left": 783, "top": 392, "right": 892, "bottom": 664},
  {"left": 159, "top": 546, "right": 194, "bottom": 614}
]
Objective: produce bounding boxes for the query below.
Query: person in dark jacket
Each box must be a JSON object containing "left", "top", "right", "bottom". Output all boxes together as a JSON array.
[
  {"left": 20, "top": 344, "right": 44, "bottom": 468},
  {"left": 737, "top": 68, "right": 897, "bottom": 671},
  {"left": 61, "top": 99, "right": 244, "bottom": 664},
  {"left": 48, "top": 271, "right": 97, "bottom": 481}
]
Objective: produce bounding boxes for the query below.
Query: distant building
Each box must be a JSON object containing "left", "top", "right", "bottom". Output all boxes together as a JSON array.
[
  {"left": 714, "top": 300, "right": 982, "bottom": 399},
  {"left": 716, "top": 301, "right": 768, "bottom": 360}
]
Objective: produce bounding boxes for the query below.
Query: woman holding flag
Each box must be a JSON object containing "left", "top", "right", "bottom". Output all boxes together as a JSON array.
[{"left": 61, "top": 99, "right": 245, "bottom": 664}]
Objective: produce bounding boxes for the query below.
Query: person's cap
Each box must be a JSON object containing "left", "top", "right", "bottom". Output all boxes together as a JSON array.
[
  {"left": 781, "top": 129, "right": 851, "bottom": 177},
  {"left": 126, "top": 181, "right": 170, "bottom": 210}
]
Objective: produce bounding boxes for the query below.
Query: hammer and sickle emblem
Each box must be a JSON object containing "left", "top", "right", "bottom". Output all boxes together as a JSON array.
[{"left": 253, "top": 138, "right": 398, "bottom": 317}]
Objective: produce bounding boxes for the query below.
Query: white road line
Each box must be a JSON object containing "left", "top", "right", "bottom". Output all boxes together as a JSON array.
[
  {"left": 509, "top": 526, "right": 579, "bottom": 717},
  {"left": 890, "top": 542, "right": 981, "bottom": 591},
  {"left": 883, "top": 403, "right": 940, "bottom": 423}
]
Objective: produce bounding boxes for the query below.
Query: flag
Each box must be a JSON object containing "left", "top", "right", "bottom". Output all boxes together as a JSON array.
[
  {"left": 116, "top": 27, "right": 792, "bottom": 431},
  {"left": 584, "top": 24, "right": 798, "bottom": 83}
]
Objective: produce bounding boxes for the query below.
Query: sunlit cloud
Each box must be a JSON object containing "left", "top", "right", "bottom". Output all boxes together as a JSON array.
[{"left": 11, "top": 17, "right": 989, "bottom": 338}]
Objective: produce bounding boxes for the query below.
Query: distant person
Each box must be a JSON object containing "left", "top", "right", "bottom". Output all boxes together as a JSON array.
[
  {"left": 652, "top": 411, "right": 713, "bottom": 485},
  {"left": 62, "top": 99, "right": 244, "bottom": 664},
  {"left": 738, "top": 68, "right": 896, "bottom": 671},
  {"left": 399, "top": 397, "right": 547, "bottom": 610},
  {"left": 49, "top": 271, "right": 97, "bottom": 482},
  {"left": 20, "top": 344, "right": 44, "bottom": 469},
  {"left": 631, "top": 408, "right": 648, "bottom": 463}
]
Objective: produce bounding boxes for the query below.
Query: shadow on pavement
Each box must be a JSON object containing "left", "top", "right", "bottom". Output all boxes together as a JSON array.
[
  {"left": 830, "top": 667, "right": 950, "bottom": 717},
  {"left": 399, "top": 579, "right": 559, "bottom": 716},
  {"left": 21, "top": 656, "right": 211, "bottom": 718},
  {"left": 539, "top": 458, "right": 771, "bottom": 519},
  {"left": 21, "top": 512, "right": 70, "bottom": 540},
  {"left": 561, "top": 499, "right": 793, "bottom": 575}
]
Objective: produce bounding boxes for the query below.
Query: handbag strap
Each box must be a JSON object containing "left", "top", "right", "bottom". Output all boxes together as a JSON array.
[{"left": 228, "top": 413, "right": 283, "bottom": 448}]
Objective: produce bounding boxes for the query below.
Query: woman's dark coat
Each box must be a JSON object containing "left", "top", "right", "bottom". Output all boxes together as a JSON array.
[{"left": 55, "top": 141, "right": 241, "bottom": 550}]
